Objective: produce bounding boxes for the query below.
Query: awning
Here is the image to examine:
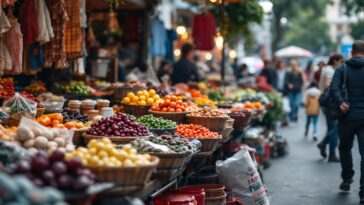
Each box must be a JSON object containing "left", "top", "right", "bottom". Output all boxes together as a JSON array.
[{"left": 275, "top": 46, "right": 313, "bottom": 58}]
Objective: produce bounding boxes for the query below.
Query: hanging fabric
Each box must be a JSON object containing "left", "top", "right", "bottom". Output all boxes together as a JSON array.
[
  {"left": 165, "top": 29, "right": 177, "bottom": 62},
  {"left": 0, "top": 8, "right": 11, "bottom": 33},
  {"left": 21, "top": 0, "right": 39, "bottom": 44},
  {"left": 150, "top": 17, "right": 167, "bottom": 57},
  {"left": 64, "top": 0, "right": 83, "bottom": 59},
  {"left": 192, "top": 12, "right": 217, "bottom": 51},
  {"left": 43, "top": 0, "right": 69, "bottom": 69},
  {"left": 0, "top": 40, "right": 12, "bottom": 74},
  {"left": 80, "top": 0, "right": 87, "bottom": 28},
  {"left": 4, "top": 8, "right": 23, "bottom": 74},
  {"left": 34, "top": 0, "right": 54, "bottom": 44},
  {"left": 2, "top": 0, "right": 16, "bottom": 8}
]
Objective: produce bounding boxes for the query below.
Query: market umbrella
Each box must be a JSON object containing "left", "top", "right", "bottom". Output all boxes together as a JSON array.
[
  {"left": 183, "top": 0, "right": 248, "bottom": 83},
  {"left": 275, "top": 46, "right": 313, "bottom": 58}
]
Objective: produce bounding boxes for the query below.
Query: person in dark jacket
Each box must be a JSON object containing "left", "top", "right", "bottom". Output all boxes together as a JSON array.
[
  {"left": 285, "top": 60, "right": 305, "bottom": 123},
  {"left": 171, "top": 43, "right": 201, "bottom": 85},
  {"left": 260, "top": 59, "right": 277, "bottom": 88},
  {"left": 330, "top": 40, "right": 364, "bottom": 203}
]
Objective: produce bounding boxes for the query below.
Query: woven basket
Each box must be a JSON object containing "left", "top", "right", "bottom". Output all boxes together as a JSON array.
[
  {"left": 149, "top": 111, "right": 190, "bottom": 124},
  {"left": 152, "top": 152, "right": 192, "bottom": 170},
  {"left": 36, "top": 108, "right": 46, "bottom": 118},
  {"left": 221, "top": 127, "right": 233, "bottom": 141},
  {"left": 123, "top": 104, "right": 152, "bottom": 118},
  {"left": 186, "top": 115, "right": 228, "bottom": 132},
  {"left": 113, "top": 87, "right": 144, "bottom": 104},
  {"left": 82, "top": 133, "right": 148, "bottom": 145},
  {"left": 88, "top": 156, "right": 159, "bottom": 187},
  {"left": 197, "top": 138, "right": 222, "bottom": 152},
  {"left": 8, "top": 112, "right": 35, "bottom": 127},
  {"left": 149, "top": 127, "right": 177, "bottom": 136},
  {"left": 73, "top": 128, "right": 88, "bottom": 145},
  {"left": 229, "top": 112, "right": 252, "bottom": 131}
]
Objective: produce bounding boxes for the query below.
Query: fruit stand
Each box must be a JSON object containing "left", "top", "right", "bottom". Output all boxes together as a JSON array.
[{"left": 0, "top": 77, "right": 282, "bottom": 205}]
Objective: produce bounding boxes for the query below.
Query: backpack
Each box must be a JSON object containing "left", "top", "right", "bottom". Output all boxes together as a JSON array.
[{"left": 318, "top": 64, "right": 348, "bottom": 119}]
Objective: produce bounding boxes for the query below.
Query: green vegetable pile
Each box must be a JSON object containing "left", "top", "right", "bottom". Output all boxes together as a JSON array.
[
  {"left": 54, "top": 81, "right": 92, "bottom": 96},
  {"left": 261, "top": 91, "right": 284, "bottom": 130},
  {"left": 136, "top": 115, "right": 176, "bottom": 129}
]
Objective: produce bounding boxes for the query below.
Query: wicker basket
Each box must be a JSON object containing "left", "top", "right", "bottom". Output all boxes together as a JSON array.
[
  {"left": 221, "top": 126, "right": 233, "bottom": 141},
  {"left": 113, "top": 87, "right": 144, "bottom": 104},
  {"left": 152, "top": 152, "right": 192, "bottom": 170},
  {"left": 186, "top": 115, "right": 228, "bottom": 132},
  {"left": 123, "top": 104, "right": 152, "bottom": 118},
  {"left": 82, "top": 133, "right": 149, "bottom": 145},
  {"left": 149, "top": 111, "right": 190, "bottom": 124},
  {"left": 8, "top": 112, "right": 35, "bottom": 127},
  {"left": 197, "top": 138, "right": 222, "bottom": 152},
  {"left": 88, "top": 156, "right": 159, "bottom": 187},
  {"left": 36, "top": 108, "right": 46, "bottom": 118},
  {"left": 229, "top": 112, "right": 252, "bottom": 131},
  {"left": 149, "top": 127, "right": 177, "bottom": 136},
  {"left": 73, "top": 128, "right": 88, "bottom": 145}
]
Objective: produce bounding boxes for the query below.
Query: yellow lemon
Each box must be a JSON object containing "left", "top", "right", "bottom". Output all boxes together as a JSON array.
[
  {"left": 138, "top": 100, "right": 147, "bottom": 106},
  {"left": 147, "top": 98, "right": 154, "bottom": 105},
  {"left": 127, "top": 92, "right": 135, "bottom": 98},
  {"left": 132, "top": 96, "right": 139, "bottom": 102},
  {"left": 149, "top": 89, "right": 156, "bottom": 96},
  {"left": 139, "top": 95, "right": 146, "bottom": 101},
  {"left": 123, "top": 97, "right": 131, "bottom": 104},
  {"left": 137, "top": 91, "right": 144, "bottom": 96}
]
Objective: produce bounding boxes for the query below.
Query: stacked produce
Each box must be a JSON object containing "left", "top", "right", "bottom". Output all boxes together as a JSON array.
[
  {"left": 0, "top": 125, "right": 16, "bottom": 140},
  {"left": 3, "top": 93, "right": 37, "bottom": 119},
  {"left": 131, "top": 135, "right": 194, "bottom": 153},
  {"left": 62, "top": 109, "right": 89, "bottom": 123},
  {"left": 94, "top": 80, "right": 111, "bottom": 90},
  {"left": 86, "top": 113, "right": 150, "bottom": 137},
  {"left": 67, "top": 138, "right": 155, "bottom": 167},
  {"left": 188, "top": 108, "right": 228, "bottom": 118},
  {"left": 150, "top": 95, "right": 189, "bottom": 113},
  {"left": 54, "top": 81, "right": 92, "bottom": 95},
  {"left": 176, "top": 124, "right": 220, "bottom": 139},
  {"left": 194, "top": 97, "right": 217, "bottom": 108},
  {"left": 24, "top": 81, "right": 47, "bottom": 93},
  {"left": 19, "top": 92, "right": 44, "bottom": 108},
  {"left": 0, "top": 172, "right": 66, "bottom": 205},
  {"left": 16, "top": 118, "right": 74, "bottom": 153},
  {"left": 0, "top": 141, "right": 29, "bottom": 167},
  {"left": 122, "top": 89, "right": 160, "bottom": 106},
  {"left": 0, "top": 77, "right": 14, "bottom": 99},
  {"left": 37, "top": 113, "right": 64, "bottom": 128},
  {"left": 38, "top": 93, "right": 65, "bottom": 102},
  {"left": 11, "top": 151, "right": 96, "bottom": 191},
  {"left": 112, "top": 81, "right": 146, "bottom": 89},
  {"left": 136, "top": 115, "right": 176, "bottom": 129}
]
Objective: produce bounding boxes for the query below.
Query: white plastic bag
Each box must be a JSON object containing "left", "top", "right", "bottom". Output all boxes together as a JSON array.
[
  {"left": 216, "top": 148, "right": 269, "bottom": 205},
  {"left": 282, "top": 96, "right": 291, "bottom": 113}
]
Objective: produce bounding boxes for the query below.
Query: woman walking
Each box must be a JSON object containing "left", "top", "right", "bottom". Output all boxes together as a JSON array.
[{"left": 285, "top": 60, "right": 305, "bottom": 123}]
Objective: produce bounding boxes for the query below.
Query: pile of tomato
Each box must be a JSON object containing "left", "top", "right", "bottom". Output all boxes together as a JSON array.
[
  {"left": 150, "top": 95, "right": 189, "bottom": 113},
  {"left": 176, "top": 124, "right": 220, "bottom": 139}
]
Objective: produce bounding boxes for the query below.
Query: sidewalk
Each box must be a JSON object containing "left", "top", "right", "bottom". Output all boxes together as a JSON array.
[{"left": 265, "top": 113, "right": 361, "bottom": 205}]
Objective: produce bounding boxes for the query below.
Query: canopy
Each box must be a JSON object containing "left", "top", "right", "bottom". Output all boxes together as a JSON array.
[{"left": 275, "top": 46, "right": 313, "bottom": 58}]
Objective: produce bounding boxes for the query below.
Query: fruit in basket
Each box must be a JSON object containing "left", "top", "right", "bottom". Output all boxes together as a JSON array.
[
  {"left": 54, "top": 81, "right": 92, "bottom": 95},
  {"left": 62, "top": 109, "right": 89, "bottom": 123},
  {"left": 176, "top": 124, "right": 220, "bottom": 139},
  {"left": 37, "top": 113, "right": 64, "bottom": 128},
  {"left": 67, "top": 138, "right": 154, "bottom": 167},
  {"left": 86, "top": 113, "right": 150, "bottom": 136},
  {"left": 188, "top": 108, "right": 228, "bottom": 117},
  {"left": 37, "top": 92, "right": 65, "bottom": 102},
  {"left": 25, "top": 81, "right": 47, "bottom": 93},
  {"left": 194, "top": 97, "right": 217, "bottom": 108},
  {"left": 150, "top": 95, "right": 189, "bottom": 112},
  {"left": 112, "top": 81, "right": 146, "bottom": 89},
  {"left": 131, "top": 135, "right": 194, "bottom": 153},
  {"left": 136, "top": 114, "right": 176, "bottom": 129},
  {"left": 12, "top": 151, "right": 96, "bottom": 191},
  {"left": 0, "top": 77, "right": 15, "bottom": 99},
  {"left": 122, "top": 89, "right": 160, "bottom": 106}
]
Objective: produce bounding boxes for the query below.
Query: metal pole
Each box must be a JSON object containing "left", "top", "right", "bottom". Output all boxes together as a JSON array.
[{"left": 220, "top": 0, "right": 225, "bottom": 84}]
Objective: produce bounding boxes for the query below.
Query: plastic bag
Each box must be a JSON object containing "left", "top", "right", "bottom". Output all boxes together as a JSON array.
[
  {"left": 3, "top": 92, "right": 36, "bottom": 116},
  {"left": 282, "top": 96, "right": 291, "bottom": 113},
  {"left": 216, "top": 148, "right": 269, "bottom": 205}
]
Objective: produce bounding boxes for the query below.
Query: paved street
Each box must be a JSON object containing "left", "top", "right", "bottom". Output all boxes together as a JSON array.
[{"left": 265, "top": 114, "right": 361, "bottom": 205}]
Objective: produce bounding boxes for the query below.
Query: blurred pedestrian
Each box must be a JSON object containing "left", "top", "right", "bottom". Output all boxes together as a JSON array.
[
  {"left": 304, "top": 61, "right": 315, "bottom": 84},
  {"left": 260, "top": 59, "right": 277, "bottom": 88},
  {"left": 330, "top": 41, "right": 364, "bottom": 202},
  {"left": 304, "top": 82, "right": 321, "bottom": 141},
  {"left": 157, "top": 60, "right": 173, "bottom": 83},
  {"left": 314, "top": 61, "right": 326, "bottom": 83},
  {"left": 194, "top": 53, "right": 210, "bottom": 78},
  {"left": 171, "top": 43, "right": 201, "bottom": 85},
  {"left": 317, "top": 53, "right": 344, "bottom": 162},
  {"left": 275, "top": 59, "right": 287, "bottom": 93},
  {"left": 285, "top": 60, "right": 305, "bottom": 123},
  {"left": 234, "top": 63, "right": 249, "bottom": 80}
]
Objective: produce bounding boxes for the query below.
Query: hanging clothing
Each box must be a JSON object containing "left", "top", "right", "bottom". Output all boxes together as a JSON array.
[
  {"left": 34, "top": 0, "right": 54, "bottom": 44},
  {"left": 43, "top": 0, "right": 69, "bottom": 69},
  {"left": 150, "top": 17, "right": 167, "bottom": 57},
  {"left": 80, "top": 0, "right": 87, "bottom": 28},
  {"left": 64, "top": 0, "right": 82, "bottom": 59},
  {"left": 165, "top": 29, "right": 177, "bottom": 62},
  {"left": 21, "top": 0, "right": 39, "bottom": 44},
  {"left": 2, "top": 0, "right": 16, "bottom": 8},
  {"left": 3, "top": 17, "right": 23, "bottom": 74},
  {"left": 0, "top": 8, "right": 10, "bottom": 33},
  {"left": 192, "top": 12, "right": 217, "bottom": 51},
  {"left": 0, "top": 40, "right": 12, "bottom": 75}
]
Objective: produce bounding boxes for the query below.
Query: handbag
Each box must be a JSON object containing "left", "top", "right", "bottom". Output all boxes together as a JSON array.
[{"left": 319, "top": 64, "right": 348, "bottom": 119}]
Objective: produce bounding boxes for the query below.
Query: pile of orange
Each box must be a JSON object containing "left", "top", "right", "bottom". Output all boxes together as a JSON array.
[
  {"left": 37, "top": 113, "right": 64, "bottom": 128},
  {"left": 176, "top": 124, "right": 220, "bottom": 139},
  {"left": 243, "top": 102, "right": 264, "bottom": 110},
  {"left": 150, "top": 95, "right": 189, "bottom": 113}
]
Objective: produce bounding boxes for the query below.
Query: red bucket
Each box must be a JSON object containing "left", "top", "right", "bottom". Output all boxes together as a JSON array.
[
  {"left": 177, "top": 187, "right": 206, "bottom": 205},
  {"left": 154, "top": 194, "right": 197, "bottom": 205}
]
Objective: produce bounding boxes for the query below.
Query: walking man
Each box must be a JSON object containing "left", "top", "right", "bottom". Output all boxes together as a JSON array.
[{"left": 330, "top": 40, "right": 364, "bottom": 203}]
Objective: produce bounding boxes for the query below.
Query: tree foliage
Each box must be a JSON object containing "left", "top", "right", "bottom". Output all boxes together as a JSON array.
[
  {"left": 351, "top": 21, "right": 364, "bottom": 40},
  {"left": 341, "top": 0, "right": 364, "bottom": 13},
  {"left": 271, "top": 0, "right": 332, "bottom": 53}
]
